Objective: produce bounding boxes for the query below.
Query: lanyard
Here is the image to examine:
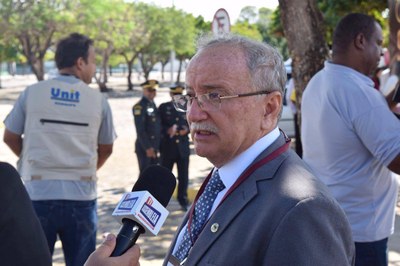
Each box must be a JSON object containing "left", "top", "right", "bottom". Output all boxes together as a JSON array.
[{"left": 187, "top": 134, "right": 291, "bottom": 244}]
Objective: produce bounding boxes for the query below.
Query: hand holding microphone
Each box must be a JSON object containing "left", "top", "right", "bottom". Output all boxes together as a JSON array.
[
  {"left": 84, "top": 234, "right": 140, "bottom": 266},
  {"left": 110, "top": 165, "right": 176, "bottom": 257}
]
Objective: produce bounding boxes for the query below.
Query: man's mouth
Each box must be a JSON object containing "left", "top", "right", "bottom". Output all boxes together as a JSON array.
[{"left": 197, "top": 130, "right": 213, "bottom": 135}]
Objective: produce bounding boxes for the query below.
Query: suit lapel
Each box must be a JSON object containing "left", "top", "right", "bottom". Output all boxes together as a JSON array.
[{"left": 185, "top": 134, "right": 289, "bottom": 264}]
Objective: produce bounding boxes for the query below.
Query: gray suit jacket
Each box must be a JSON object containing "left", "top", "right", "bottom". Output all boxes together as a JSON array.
[{"left": 164, "top": 134, "right": 355, "bottom": 265}]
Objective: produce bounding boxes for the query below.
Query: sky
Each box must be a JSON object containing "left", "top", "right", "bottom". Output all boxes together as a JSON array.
[{"left": 136, "top": 0, "right": 279, "bottom": 23}]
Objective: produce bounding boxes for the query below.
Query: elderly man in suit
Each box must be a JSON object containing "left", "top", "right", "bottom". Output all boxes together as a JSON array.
[{"left": 126, "top": 34, "right": 355, "bottom": 265}]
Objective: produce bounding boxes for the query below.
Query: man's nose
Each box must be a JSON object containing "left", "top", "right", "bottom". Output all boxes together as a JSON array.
[{"left": 187, "top": 98, "right": 207, "bottom": 123}]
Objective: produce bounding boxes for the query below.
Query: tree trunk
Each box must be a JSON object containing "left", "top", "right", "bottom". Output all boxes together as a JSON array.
[
  {"left": 176, "top": 59, "right": 183, "bottom": 83},
  {"left": 161, "top": 63, "right": 165, "bottom": 81},
  {"left": 101, "top": 59, "right": 108, "bottom": 84},
  {"left": 139, "top": 57, "right": 151, "bottom": 81},
  {"left": 31, "top": 59, "right": 45, "bottom": 81},
  {"left": 144, "top": 70, "right": 150, "bottom": 81},
  {"left": 98, "top": 82, "right": 108, "bottom": 92},
  {"left": 8, "top": 62, "right": 16, "bottom": 76},
  {"left": 96, "top": 41, "right": 114, "bottom": 92},
  {"left": 279, "top": 0, "right": 329, "bottom": 156},
  {"left": 127, "top": 60, "right": 134, "bottom": 91},
  {"left": 18, "top": 30, "right": 54, "bottom": 81},
  {"left": 121, "top": 52, "right": 138, "bottom": 91}
]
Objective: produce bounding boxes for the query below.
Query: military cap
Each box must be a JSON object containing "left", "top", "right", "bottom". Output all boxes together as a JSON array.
[
  {"left": 170, "top": 84, "right": 184, "bottom": 94},
  {"left": 140, "top": 79, "right": 159, "bottom": 90}
]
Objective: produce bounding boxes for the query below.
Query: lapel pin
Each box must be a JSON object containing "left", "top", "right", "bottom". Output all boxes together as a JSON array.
[{"left": 211, "top": 223, "right": 219, "bottom": 233}]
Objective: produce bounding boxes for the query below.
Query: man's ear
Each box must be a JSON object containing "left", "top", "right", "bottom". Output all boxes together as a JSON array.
[
  {"left": 76, "top": 57, "right": 85, "bottom": 70},
  {"left": 261, "top": 91, "right": 282, "bottom": 130},
  {"left": 354, "top": 33, "right": 366, "bottom": 50}
]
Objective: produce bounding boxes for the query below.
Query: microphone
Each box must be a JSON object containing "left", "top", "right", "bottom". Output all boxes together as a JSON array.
[{"left": 111, "top": 165, "right": 176, "bottom": 257}]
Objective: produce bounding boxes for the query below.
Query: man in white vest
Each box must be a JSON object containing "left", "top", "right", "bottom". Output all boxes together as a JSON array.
[{"left": 3, "top": 33, "right": 116, "bottom": 266}]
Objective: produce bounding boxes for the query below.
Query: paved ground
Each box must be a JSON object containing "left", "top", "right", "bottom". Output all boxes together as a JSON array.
[{"left": 1, "top": 74, "right": 400, "bottom": 265}]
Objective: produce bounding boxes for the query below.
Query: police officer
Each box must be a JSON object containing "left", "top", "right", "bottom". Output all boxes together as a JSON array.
[
  {"left": 159, "top": 84, "right": 190, "bottom": 210},
  {"left": 133, "top": 79, "right": 161, "bottom": 174}
]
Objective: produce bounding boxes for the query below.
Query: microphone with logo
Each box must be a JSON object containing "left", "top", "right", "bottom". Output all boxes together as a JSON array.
[{"left": 110, "top": 165, "right": 176, "bottom": 257}]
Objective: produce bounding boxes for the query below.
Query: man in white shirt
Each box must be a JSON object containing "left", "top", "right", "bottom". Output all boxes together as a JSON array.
[{"left": 302, "top": 13, "right": 400, "bottom": 266}]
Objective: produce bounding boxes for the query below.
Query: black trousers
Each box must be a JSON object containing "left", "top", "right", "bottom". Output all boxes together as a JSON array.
[
  {"left": 355, "top": 238, "right": 388, "bottom": 266},
  {"left": 161, "top": 155, "right": 189, "bottom": 206},
  {"left": 136, "top": 148, "right": 159, "bottom": 175}
]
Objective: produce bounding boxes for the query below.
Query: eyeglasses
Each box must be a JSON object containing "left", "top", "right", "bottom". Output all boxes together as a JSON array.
[{"left": 172, "top": 90, "right": 271, "bottom": 112}]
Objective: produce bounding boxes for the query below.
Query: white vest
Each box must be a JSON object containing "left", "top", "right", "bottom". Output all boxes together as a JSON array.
[{"left": 19, "top": 78, "right": 103, "bottom": 181}]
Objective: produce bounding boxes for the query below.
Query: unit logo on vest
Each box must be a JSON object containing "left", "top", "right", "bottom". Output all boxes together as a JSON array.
[{"left": 51, "top": 87, "right": 80, "bottom": 107}]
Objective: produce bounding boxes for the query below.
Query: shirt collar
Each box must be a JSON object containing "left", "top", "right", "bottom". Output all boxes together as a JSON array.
[
  {"left": 54, "top": 73, "right": 82, "bottom": 84},
  {"left": 216, "top": 127, "right": 280, "bottom": 190},
  {"left": 325, "top": 61, "right": 374, "bottom": 87}
]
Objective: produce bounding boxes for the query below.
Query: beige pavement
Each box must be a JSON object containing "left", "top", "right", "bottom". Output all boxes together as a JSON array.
[{"left": 1, "top": 74, "right": 400, "bottom": 265}]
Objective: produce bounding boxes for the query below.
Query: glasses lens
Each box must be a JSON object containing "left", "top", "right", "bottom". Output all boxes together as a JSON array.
[
  {"left": 201, "top": 92, "right": 221, "bottom": 110},
  {"left": 173, "top": 95, "right": 188, "bottom": 112},
  {"left": 172, "top": 93, "right": 221, "bottom": 112}
]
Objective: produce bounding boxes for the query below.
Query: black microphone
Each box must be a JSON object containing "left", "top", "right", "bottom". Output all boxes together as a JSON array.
[{"left": 111, "top": 165, "right": 176, "bottom": 257}]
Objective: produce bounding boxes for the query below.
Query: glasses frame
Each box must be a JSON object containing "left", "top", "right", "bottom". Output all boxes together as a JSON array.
[{"left": 173, "top": 90, "right": 272, "bottom": 112}]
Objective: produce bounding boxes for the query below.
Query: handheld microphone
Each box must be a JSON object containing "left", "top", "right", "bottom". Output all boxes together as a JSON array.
[{"left": 111, "top": 165, "right": 176, "bottom": 257}]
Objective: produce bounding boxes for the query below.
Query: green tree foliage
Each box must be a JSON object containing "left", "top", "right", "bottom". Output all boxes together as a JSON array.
[
  {"left": 237, "top": 6, "right": 258, "bottom": 24},
  {"left": 73, "top": 0, "right": 128, "bottom": 91},
  {"left": 0, "top": 40, "right": 18, "bottom": 88},
  {"left": 257, "top": 7, "right": 289, "bottom": 59},
  {"left": 0, "top": 1, "right": 207, "bottom": 89},
  {"left": 168, "top": 9, "right": 197, "bottom": 83},
  {"left": 320, "top": 0, "right": 388, "bottom": 46},
  {"left": 130, "top": 4, "right": 196, "bottom": 83},
  {"left": 0, "top": 0, "right": 77, "bottom": 80},
  {"left": 269, "top": 0, "right": 388, "bottom": 47},
  {"left": 194, "top": 15, "right": 212, "bottom": 37},
  {"left": 231, "top": 22, "right": 263, "bottom": 41},
  {"left": 111, "top": 2, "right": 147, "bottom": 90},
  {"left": 132, "top": 3, "right": 169, "bottom": 81},
  {"left": 234, "top": 7, "right": 261, "bottom": 39},
  {"left": 0, "top": 41, "right": 18, "bottom": 65}
]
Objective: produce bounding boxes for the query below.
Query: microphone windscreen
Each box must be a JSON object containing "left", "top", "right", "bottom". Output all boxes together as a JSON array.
[{"left": 132, "top": 165, "right": 176, "bottom": 207}]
